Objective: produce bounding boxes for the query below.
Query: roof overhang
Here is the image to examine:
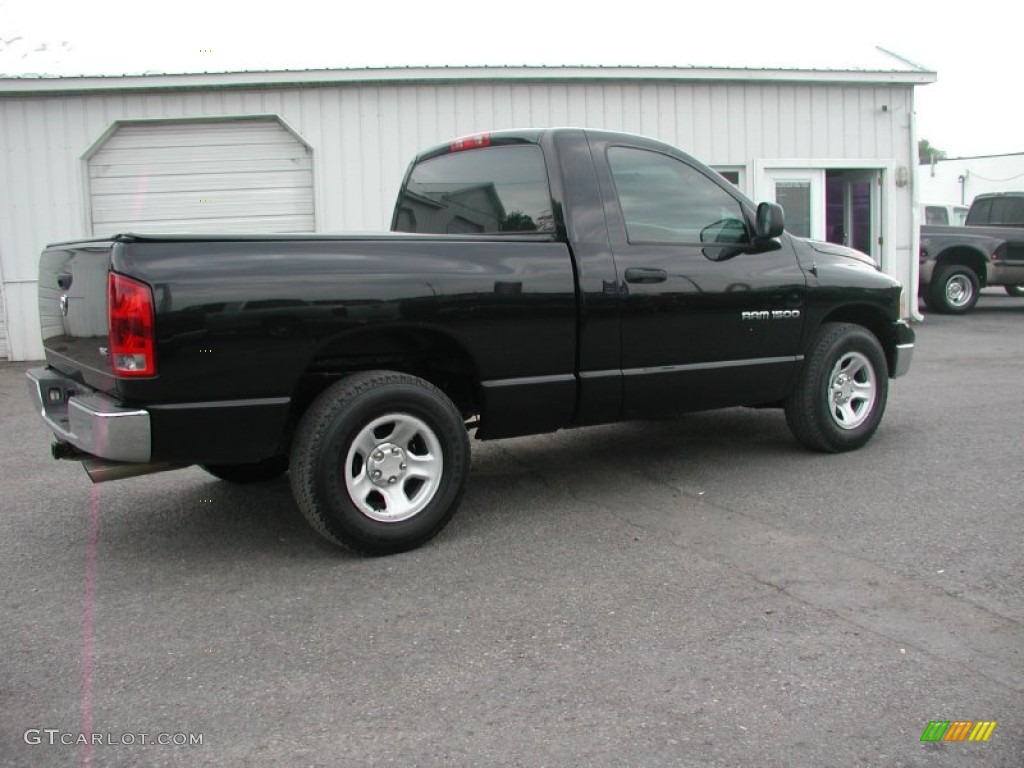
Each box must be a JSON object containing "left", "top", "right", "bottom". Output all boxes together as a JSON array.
[{"left": 0, "top": 65, "right": 937, "bottom": 95}]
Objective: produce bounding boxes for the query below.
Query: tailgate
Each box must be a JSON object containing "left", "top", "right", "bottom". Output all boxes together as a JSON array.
[{"left": 38, "top": 239, "right": 120, "bottom": 394}]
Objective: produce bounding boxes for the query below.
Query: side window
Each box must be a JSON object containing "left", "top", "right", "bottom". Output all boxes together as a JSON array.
[
  {"left": 608, "top": 147, "right": 747, "bottom": 244},
  {"left": 394, "top": 145, "right": 554, "bottom": 235},
  {"left": 925, "top": 206, "right": 949, "bottom": 225}
]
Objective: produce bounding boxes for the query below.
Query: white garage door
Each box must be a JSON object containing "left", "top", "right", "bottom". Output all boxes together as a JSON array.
[{"left": 88, "top": 118, "right": 314, "bottom": 235}]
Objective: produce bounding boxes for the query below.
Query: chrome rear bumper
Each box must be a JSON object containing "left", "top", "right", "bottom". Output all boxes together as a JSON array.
[{"left": 26, "top": 367, "right": 151, "bottom": 463}]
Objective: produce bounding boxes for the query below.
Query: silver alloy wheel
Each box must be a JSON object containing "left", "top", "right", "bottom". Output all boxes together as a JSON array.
[
  {"left": 344, "top": 413, "right": 444, "bottom": 522},
  {"left": 945, "top": 274, "right": 975, "bottom": 308},
  {"left": 828, "top": 351, "right": 877, "bottom": 430}
]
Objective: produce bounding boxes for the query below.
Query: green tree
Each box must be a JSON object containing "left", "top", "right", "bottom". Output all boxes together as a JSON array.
[
  {"left": 499, "top": 211, "right": 537, "bottom": 232},
  {"left": 918, "top": 139, "right": 947, "bottom": 165}
]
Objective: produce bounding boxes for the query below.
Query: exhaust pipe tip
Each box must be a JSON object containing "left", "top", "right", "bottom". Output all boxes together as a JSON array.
[
  {"left": 81, "top": 457, "right": 188, "bottom": 483},
  {"left": 52, "top": 441, "right": 89, "bottom": 461},
  {"left": 52, "top": 443, "right": 187, "bottom": 482}
]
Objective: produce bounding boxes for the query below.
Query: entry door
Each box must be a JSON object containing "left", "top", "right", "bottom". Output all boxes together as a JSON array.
[
  {"left": 765, "top": 169, "right": 826, "bottom": 241},
  {"left": 840, "top": 171, "right": 881, "bottom": 260}
]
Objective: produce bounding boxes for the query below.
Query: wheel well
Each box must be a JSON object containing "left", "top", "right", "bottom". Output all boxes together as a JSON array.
[
  {"left": 816, "top": 306, "right": 896, "bottom": 376},
  {"left": 291, "top": 328, "right": 481, "bottom": 430},
  {"left": 933, "top": 247, "right": 988, "bottom": 286}
]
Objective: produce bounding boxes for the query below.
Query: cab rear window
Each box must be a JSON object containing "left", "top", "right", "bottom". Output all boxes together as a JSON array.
[
  {"left": 394, "top": 146, "right": 554, "bottom": 234},
  {"left": 989, "top": 197, "right": 1024, "bottom": 226}
]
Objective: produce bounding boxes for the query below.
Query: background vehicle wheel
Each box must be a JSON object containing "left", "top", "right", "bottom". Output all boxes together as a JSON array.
[
  {"left": 785, "top": 323, "right": 889, "bottom": 453},
  {"left": 925, "top": 265, "right": 979, "bottom": 314},
  {"left": 1005, "top": 285, "right": 1024, "bottom": 297},
  {"left": 201, "top": 456, "right": 288, "bottom": 483},
  {"left": 289, "top": 371, "right": 470, "bottom": 555}
]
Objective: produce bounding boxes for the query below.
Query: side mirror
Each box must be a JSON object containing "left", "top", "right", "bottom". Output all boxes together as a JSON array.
[{"left": 756, "top": 202, "right": 785, "bottom": 239}]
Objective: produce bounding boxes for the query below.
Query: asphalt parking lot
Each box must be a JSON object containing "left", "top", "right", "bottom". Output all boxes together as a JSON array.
[{"left": 2, "top": 290, "right": 1022, "bottom": 767}]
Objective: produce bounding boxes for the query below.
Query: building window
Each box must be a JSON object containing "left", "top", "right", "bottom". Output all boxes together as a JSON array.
[
  {"left": 713, "top": 168, "right": 744, "bottom": 189},
  {"left": 774, "top": 181, "right": 812, "bottom": 239}
]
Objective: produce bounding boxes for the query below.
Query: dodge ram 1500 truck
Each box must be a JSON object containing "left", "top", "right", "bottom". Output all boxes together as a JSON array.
[
  {"left": 919, "top": 191, "right": 1024, "bottom": 313},
  {"left": 27, "top": 128, "right": 914, "bottom": 554}
]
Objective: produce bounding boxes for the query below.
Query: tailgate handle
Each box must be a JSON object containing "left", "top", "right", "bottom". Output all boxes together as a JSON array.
[
  {"left": 625, "top": 267, "right": 667, "bottom": 284},
  {"left": 56, "top": 272, "right": 73, "bottom": 290}
]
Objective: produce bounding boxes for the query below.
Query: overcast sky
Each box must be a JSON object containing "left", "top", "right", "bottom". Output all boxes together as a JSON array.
[{"left": 1, "top": 0, "right": 1018, "bottom": 158}]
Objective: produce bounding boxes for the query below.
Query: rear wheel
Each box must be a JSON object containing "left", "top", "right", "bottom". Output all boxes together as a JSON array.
[
  {"left": 925, "top": 264, "right": 979, "bottom": 314},
  {"left": 785, "top": 323, "right": 889, "bottom": 452},
  {"left": 1005, "top": 285, "right": 1024, "bottom": 297},
  {"left": 289, "top": 371, "right": 470, "bottom": 555}
]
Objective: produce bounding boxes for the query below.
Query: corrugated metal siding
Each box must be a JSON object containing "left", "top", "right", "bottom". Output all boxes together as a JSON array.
[
  {"left": 87, "top": 119, "right": 314, "bottom": 234},
  {"left": 0, "top": 79, "right": 916, "bottom": 360},
  {"left": 304, "top": 82, "right": 910, "bottom": 231}
]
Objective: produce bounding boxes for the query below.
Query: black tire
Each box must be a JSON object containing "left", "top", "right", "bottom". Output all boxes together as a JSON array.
[
  {"left": 289, "top": 371, "right": 470, "bottom": 555},
  {"left": 1005, "top": 285, "right": 1024, "bottom": 297},
  {"left": 925, "top": 264, "right": 980, "bottom": 314},
  {"left": 785, "top": 323, "right": 889, "bottom": 453},
  {"left": 201, "top": 456, "right": 288, "bottom": 483}
]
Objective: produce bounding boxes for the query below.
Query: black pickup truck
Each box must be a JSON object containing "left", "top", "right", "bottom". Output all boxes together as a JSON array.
[
  {"left": 27, "top": 128, "right": 914, "bottom": 554},
  {"left": 919, "top": 191, "right": 1024, "bottom": 313}
]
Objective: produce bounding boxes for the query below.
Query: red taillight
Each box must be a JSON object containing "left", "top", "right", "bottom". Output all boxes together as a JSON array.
[
  {"left": 449, "top": 133, "right": 491, "bottom": 152},
  {"left": 108, "top": 272, "right": 155, "bottom": 376}
]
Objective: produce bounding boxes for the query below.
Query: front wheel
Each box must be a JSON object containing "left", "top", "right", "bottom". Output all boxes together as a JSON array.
[
  {"left": 289, "top": 371, "right": 470, "bottom": 555},
  {"left": 925, "top": 264, "right": 980, "bottom": 314},
  {"left": 785, "top": 323, "right": 889, "bottom": 453},
  {"left": 1005, "top": 285, "right": 1024, "bottom": 297}
]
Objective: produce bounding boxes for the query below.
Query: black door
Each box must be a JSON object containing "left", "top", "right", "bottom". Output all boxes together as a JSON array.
[{"left": 593, "top": 141, "right": 807, "bottom": 417}]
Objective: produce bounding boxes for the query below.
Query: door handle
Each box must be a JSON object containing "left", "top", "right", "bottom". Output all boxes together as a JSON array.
[{"left": 625, "top": 267, "right": 668, "bottom": 284}]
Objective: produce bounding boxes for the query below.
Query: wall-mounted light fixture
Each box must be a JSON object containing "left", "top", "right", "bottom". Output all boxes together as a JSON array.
[{"left": 957, "top": 172, "right": 968, "bottom": 205}]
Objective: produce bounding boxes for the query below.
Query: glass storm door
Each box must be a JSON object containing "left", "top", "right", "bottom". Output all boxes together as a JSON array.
[{"left": 765, "top": 169, "right": 826, "bottom": 241}]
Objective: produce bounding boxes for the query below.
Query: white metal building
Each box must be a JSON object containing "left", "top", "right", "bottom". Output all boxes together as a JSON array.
[
  {"left": 919, "top": 152, "right": 1024, "bottom": 207},
  {"left": 0, "top": 64, "right": 935, "bottom": 361}
]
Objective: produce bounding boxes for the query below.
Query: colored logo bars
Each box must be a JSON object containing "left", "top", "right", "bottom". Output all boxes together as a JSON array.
[{"left": 920, "top": 721, "right": 997, "bottom": 742}]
